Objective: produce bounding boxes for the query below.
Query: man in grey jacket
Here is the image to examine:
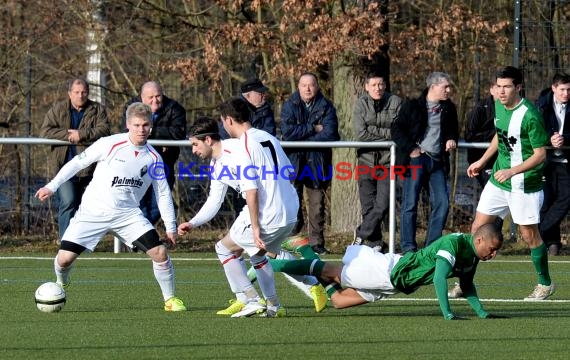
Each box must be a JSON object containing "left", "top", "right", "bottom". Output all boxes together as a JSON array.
[{"left": 352, "top": 71, "right": 402, "bottom": 251}]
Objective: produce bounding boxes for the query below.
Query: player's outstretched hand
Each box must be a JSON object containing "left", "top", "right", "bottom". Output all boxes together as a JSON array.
[
  {"left": 484, "top": 313, "right": 508, "bottom": 319},
  {"left": 35, "top": 187, "right": 54, "bottom": 202},
  {"left": 177, "top": 222, "right": 193, "bottom": 236}
]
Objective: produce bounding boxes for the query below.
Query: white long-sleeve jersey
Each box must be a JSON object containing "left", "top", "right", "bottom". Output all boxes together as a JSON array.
[
  {"left": 45, "top": 133, "right": 176, "bottom": 233},
  {"left": 189, "top": 129, "right": 299, "bottom": 228}
]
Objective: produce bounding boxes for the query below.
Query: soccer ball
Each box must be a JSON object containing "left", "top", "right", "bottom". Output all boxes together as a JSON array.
[{"left": 35, "top": 282, "right": 66, "bottom": 313}]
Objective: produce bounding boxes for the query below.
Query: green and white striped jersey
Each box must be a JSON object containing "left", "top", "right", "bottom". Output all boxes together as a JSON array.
[{"left": 491, "top": 98, "right": 548, "bottom": 193}]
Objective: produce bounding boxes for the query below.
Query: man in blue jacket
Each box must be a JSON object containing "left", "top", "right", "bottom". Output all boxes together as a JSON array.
[{"left": 280, "top": 73, "right": 340, "bottom": 255}]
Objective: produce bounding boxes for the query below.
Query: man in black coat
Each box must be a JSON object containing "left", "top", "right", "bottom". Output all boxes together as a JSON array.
[
  {"left": 122, "top": 81, "right": 187, "bottom": 225},
  {"left": 391, "top": 72, "right": 459, "bottom": 253},
  {"left": 536, "top": 73, "right": 570, "bottom": 256}
]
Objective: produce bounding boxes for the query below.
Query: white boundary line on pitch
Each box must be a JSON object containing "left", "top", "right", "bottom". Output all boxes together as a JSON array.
[
  {"left": 0, "top": 256, "right": 217, "bottom": 261},
  {"left": 0, "top": 256, "right": 570, "bottom": 263},
  {"left": 382, "top": 297, "right": 570, "bottom": 303}
]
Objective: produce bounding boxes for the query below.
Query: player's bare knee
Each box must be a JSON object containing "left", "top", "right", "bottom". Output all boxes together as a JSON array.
[
  {"left": 133, "top": 230, "right": 166, "bottom": 261},
  {"left": 147, "top": 245, "right": 168, "bottom": 262},
  {"left": 215, "top": 240, "right": 239, "bottom": 264},
  {"left": 519, "top": 225, "right": 541, "bottom": 247},
  {"left": 55, "top": 252, "right": 75, "bottom": 268},
  {"left": 58, "top": 242, "right": 85, "bottom": 267}
]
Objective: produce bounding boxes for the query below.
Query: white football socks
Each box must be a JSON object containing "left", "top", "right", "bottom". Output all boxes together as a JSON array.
[
  {"left": 250, "top": 254, "right": 279, "bottom": 307},
  {"left": 216, "top": 241, "right": 259, "bottom": 301},
  {"left": 152, "top": 257, "right": 175, "bottom": 301},
  {"left": 53, "top": 254, "right": 71, "bottom": 286}
]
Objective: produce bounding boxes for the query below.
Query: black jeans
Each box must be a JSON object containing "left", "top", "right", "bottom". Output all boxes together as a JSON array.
[
  {"left": 355, "top": 166, "right": 390, "bottom": 243},
  {"left": 540, "top": 162, "right": 570, "bottom": 247}
]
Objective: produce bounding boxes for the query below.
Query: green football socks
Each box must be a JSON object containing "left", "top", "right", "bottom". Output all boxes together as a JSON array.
[{"left": 530, "top": 243, "right": 551, "bottom": 285}]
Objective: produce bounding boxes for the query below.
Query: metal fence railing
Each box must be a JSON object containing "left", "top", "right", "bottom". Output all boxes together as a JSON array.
[{"left": 3, "top": 137, "right": 569, "bottom": 253}]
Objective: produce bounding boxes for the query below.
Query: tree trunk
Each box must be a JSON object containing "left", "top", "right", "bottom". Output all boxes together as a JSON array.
[{"left": 330, "top": 63, "right": 360, "bottom": 233}]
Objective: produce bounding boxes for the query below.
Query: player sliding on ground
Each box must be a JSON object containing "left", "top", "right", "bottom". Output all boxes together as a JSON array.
[{"left": 271, "top": 223, "right": 505, "bottom": 320}]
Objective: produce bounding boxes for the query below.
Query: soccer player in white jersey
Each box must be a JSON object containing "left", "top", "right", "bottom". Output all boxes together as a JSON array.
[
  {"left": 177, "top": 116, "right": 326, "bottom": 316},
  {"left": 35, "top": 102, "right": 186, "bottom": 312},
  {"left": 466, "top": 66, "right": 554, "bottom": 301},
  {"left": 178, "top": 98, "right": 300, "bottom": 317}
]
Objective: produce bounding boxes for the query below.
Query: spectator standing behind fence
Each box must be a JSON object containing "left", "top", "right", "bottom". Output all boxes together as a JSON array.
[
  {"left": 464, "top": 83, "right": 499, "bottom": 188},
  {"left": 121, "top": 81, "right": 187, "bottom": 225},
  {"left": 40, "top": 78, "right": 110, "bottom": 240},
  {"left": 352, "top": 71, "right": 402, "bottom": 252},
  {"left": 536, "top": 73, "right": 570, "bottom": 256},
  {"left": 391, "top": 72, "right": 459, "bottom": 253},
  {"left": 280, "top": 73, "right": 340, "bottom": 255},
  {"left": 467, "top": 66, "right": 554, "bottom": 300},
  {"left": 219, "top": 78, "right": 277, "bottom": 139}
]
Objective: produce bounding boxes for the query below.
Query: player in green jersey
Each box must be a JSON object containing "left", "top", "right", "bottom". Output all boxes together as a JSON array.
[
  {"left": 466, "top": 66, "right": 554, "bottom": 301},
  {"left": 270, "top": 223, "right": 504, "bottom": 320}
]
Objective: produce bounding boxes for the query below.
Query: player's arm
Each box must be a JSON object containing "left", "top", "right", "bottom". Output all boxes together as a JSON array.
[
  {"left": 459, "top": 268, "right": 506, "bottom": 319},
  {"left": 467, "top": 134, "right": 498, "bottom": 178},
  {"left": 330, "top": 288, "right": 369, "bottom": 309},
  {"left": 457, "top": 266, "right": 490, "bottom": 319},
  {"left": 36, "top": 138, "right": 105, "bottom": 198},
  {"left": 433, "top": 257, "right": 458, "bottom": 320},
  {"left": 178, "top": 181, "right": 227, "bottom": 234},
  {"left": 493, "top": 146, "right": 546, "bottom": 183},
  {"left": 152, "top": 168, "right": 177, "bottom": 239}
]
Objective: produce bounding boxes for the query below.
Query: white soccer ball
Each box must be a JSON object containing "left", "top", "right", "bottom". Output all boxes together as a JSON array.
[{"left": 35, "top": 282, "right": 66, "bottom": 313}]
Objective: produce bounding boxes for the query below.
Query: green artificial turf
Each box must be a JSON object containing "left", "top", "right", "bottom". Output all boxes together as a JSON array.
[{"left": 1, "top": 253, "right": 569, "bottom": 359}]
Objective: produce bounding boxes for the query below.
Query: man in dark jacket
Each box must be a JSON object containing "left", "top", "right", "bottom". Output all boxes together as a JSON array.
[
  {"left": 219, "top": 78, "right": 277, "bottom": 139},
  {"left": 464, "top": 83, "right": 498, "bottom": 188},
  {"left": 122, "top": 81, "right": 187, "bottom": 224},
  {"left": 352, "top": 71, "right": 402, "bottom": 251},
  {"left": 280, "top": 73, "right": 340, "bottom": 255},
  {"left": 536, "top": 73, "right": 570, "bottom": 256},
  {"left": 391, "top": 72, "right": 459, "bottom": 253},
  {"left": 40, "top": 78, "right": 111, "bottom": 239}
]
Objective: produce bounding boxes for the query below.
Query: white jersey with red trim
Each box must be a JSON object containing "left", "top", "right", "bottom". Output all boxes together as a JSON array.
[
  {"left": 189, "top": 139, "right": 240, "bottom": 227},
  {"left": 45, "top": 133, "right": 176, "bottom": 232},
  {"left": 189, "top": 129, "right": 298, "bottom": 228},
  {"left": 237, "top": 128, "right": 298, "bottom": 227}
]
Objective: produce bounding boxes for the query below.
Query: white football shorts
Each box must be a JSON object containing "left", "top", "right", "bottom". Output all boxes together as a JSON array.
[
  {"left": 340, "top": 245, "right": 402, "bottom": 302},
  {"left": 229, "top": 211, "right": 296, "bottom": 256},
  {"left": 477, "top": 182, "right": 543, "bottom": 225},
  {"left": 62, "top": 206, "right": 155, "bottom": 251}
]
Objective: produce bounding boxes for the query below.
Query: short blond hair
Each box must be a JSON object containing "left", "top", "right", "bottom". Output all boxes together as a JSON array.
[{"left": 126, "top": 102, "right": 152, "bottom": 123}]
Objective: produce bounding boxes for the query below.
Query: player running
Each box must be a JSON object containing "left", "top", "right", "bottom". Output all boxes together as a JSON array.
[
  {"left": 178, "top": 98, "right": 312, "bottom": 317},
  {"left": 35, "top": 102, "right": 186, "bottom": 312}
]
